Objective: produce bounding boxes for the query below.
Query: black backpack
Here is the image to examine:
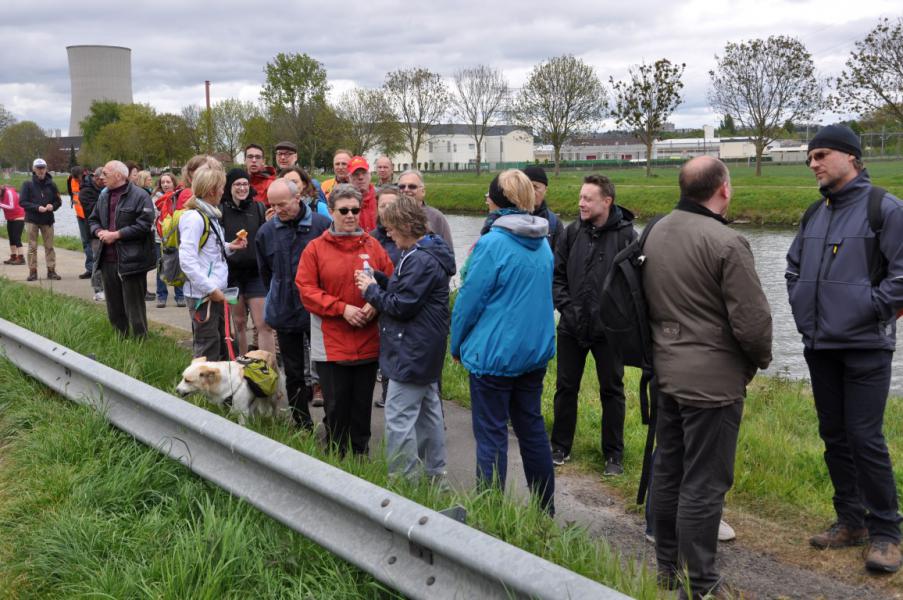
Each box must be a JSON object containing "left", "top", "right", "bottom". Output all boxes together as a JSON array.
[{"left": 599, "top": 215, "right": 664, "bottom": 505}]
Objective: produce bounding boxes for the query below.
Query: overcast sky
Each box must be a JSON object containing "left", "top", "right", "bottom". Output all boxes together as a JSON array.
[{"left": 0, "top": 0, "right": 898, "bottom": 136}]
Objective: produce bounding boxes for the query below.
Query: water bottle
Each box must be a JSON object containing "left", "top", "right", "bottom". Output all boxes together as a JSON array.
[{"left": 362, "top": 259, "right": 373, "bottom": 277}]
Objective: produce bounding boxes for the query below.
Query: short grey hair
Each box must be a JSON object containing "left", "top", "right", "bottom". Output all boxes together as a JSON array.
[
  {"left": 328, "top": 183, "right": 362, "bottom": 209},
  {"left": 398, "top": 169, "right": 424, "bottom": 185},
  {"left": 108, "top": 160, "right": 129, "bottom": 178}
]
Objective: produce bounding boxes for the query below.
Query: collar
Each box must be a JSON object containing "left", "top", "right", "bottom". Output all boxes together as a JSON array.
[
  {"left": 675, "top": 198, "right": 729, "bottom": 224},
  {"left": 822, "top": 169, "right": 872, "bottom": 207}
]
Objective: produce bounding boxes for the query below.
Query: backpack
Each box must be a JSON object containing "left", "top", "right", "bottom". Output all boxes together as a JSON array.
[
  {"left": 158, "top": 209, "right": 211, "bottom": 287},
  {"left": 239, "top": 356, "right": 279, "bottom": 398},
  {"left": 599, "top": 215, "right": 665, "bottom": 504}
]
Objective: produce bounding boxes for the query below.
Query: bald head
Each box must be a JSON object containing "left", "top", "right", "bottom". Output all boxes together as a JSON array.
[
  {"left": 679, "top": 156, "right": 730, "bottom": 204},
  {"left": 268, "top": 178, "right": 302, "bottom": 222}
]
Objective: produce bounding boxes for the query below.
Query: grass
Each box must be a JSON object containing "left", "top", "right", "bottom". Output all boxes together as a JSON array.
[
  {"left": 0, "top": 279, "right": 661, "bottom": 599},
  {"left": 421, "top": 160, "right": 903, "bottom": 225},
  {"left": 441, "top": 346, "right": 903, "bottom": 530}
]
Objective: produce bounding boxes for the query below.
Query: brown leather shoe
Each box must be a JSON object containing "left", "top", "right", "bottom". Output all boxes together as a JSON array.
[
  {"left": 26, "top": 271, "right": 37, "bottom": 282},
  {"left": 865, "top": 540, "right": 902, "bottom": 573},
  {"left": 810, "top": 522, "right": 868, "bottom": 549},
  {"left": 46, "top": 271, "right": 61, "bottom": 280}
]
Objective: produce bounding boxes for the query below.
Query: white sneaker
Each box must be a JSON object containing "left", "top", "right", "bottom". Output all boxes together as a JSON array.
[
  {"left": 93, "top": 291, "right": 105, "bottom": 302},
  {"left": 718, "top": 519, "right": 736, "bottom": 542}
]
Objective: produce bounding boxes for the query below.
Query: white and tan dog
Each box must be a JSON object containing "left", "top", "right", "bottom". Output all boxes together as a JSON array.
[{"left": 176, "top": 350, "right": 289, "bottom": 424}]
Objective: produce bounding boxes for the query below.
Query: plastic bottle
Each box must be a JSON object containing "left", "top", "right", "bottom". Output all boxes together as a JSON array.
[{"left": 362, "top": 259, "right": 373, "bottom": 277}]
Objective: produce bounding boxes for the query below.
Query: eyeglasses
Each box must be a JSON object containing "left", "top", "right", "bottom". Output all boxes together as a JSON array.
[
  {"left": 336, "top": 207, "right": 361, "bottom": 215},
  {"left": 232, "top": 182, "right": 250, "bottom": 188},
  {"left": 275, "top": 151, "right": 295, "bottom": 157},
  {"left": 246, "top": 154, "right": 264, "bottom": 160},
  {"left": 805, "top": 150, "right": 832, "bottom": 166},
  {"left": 398, "top": 184, "right": 421, "bottom": 190}
]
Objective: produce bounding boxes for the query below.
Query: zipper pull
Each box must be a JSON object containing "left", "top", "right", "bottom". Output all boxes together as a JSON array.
[{"left": 833, "top": 244, "right": 838, "bottom": 255}]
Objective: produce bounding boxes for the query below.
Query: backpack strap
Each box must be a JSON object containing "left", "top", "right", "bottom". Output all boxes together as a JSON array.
[{"left": 867, "top": 186, "right": 887, "bottom": 285}]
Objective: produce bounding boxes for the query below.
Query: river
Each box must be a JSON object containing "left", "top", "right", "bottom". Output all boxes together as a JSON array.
[{"left": 48, "top": 202, "right": 902, "bottom": 395}]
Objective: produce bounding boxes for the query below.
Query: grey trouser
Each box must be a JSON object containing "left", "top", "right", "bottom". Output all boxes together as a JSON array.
[
  {"left": 187, "top": 299, "right": 226, "bottom": 361},
  {"left": 384, "top": 380, "right": 447, "bottom": 479}
]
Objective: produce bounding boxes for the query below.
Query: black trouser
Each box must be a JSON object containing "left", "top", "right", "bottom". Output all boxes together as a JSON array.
[
  {"left": 100, "top": 263, "right": 148, "bottom": 338},
  {"left": 187, "top": 300, "right": 226, "bottom": 361},
  {"left": 317, "top": 360, "right": 378, "bottom": 456},
  {"left": 7, "top": 219, "right": 24, "bottom": 247},
  {"left": 805, "top": 347, "right": 901, "bottom": 542},
  {"left": 550, "top": 330, "right": 625, "bottom": 459},
  {"left": 652, "top": 393, "right": 742, "bottom": 598},
  {"left": 276, "top": 329, "right": 313, "bottom": 429}
]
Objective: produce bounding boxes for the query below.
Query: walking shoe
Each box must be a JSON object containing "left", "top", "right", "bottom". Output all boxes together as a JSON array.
[
  {"left": 46, "top": 271, "right": 61, "bottom": 280},
  {"left": 311, "top": 384, "right": 324, "bottom": 407},
  {"left": 603, "top": 456, "right": 624, "bottom": 476},
  {"left": 145, "top": 292, "right": 155, "bottom": 301},
  {"left": 26, "top": 271, "right": 37, "bottom": 281},
  {"left": 810, "top": 522, "right": 868, "bottom": 549},
  {"left": 551, "top": 448, "right": 570, "bottom": 466},
  {"left": 645, "top": 531, "right": 656, "bottom": 544},
  {"left": 719, "top": 519, "right": 736, "bottom": 542},
  {"left": 2, "top": 257, "right": 15, "bottom": 264},
  {"left": 175, "top": 298, "right": 187, "bottom": 307},
  {"left": 864, "top": 540, "right": 902, "bottom": 573},
  {"left": 156, "top": 298, "right": 167, "bottom": 308},
  {"left": 93, "top": 291, "right": 105, "bottom": 302},
  {"left": 77, "top": 270, "right": 92, "bottom": 279},
  {"left": 13, "top": 256, "right": 25, "bottom": 265}
]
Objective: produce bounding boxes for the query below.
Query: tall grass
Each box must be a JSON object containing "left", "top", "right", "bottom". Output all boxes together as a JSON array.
[{"left": 0, "top": 279, "right": 660, "bottom": 599}]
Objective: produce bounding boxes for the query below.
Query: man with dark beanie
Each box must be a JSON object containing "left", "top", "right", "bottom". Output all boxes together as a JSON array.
[
  {"left": 523, "top": 165, "right": 564, "bottom": 251},
  {"left": 787, "top": 124, "right": 903, "bottom": 572}
]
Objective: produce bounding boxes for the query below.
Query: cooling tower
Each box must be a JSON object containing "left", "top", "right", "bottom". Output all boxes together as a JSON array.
[{"left": 67, "top": 45, "right": 133, "bottom": 136}]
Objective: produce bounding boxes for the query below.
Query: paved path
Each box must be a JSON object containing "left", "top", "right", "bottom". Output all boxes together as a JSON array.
[{"left": 2, "top": 245, "right": 895, "bottom": 599}]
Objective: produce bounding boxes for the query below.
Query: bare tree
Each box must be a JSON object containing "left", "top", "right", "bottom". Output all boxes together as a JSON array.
[
  {"left": 180, "top": 104, "right": 208, "bottom": 155},
  {"left": 512, "top": 55, "right": 607, "bottom": 176},
  {"left": 212, "top": 98, "right": 258, "bottom": 162},
  {"left": 610, "top": 59, "right": 685, "bottom": 177},
  {"left": 451, "top": 65, "right": 509, "bottom": 175},
  {"left": 334, "top": 88, "right": 402, "bottom": 156},
  {"left": 0, "top": 104, "right": 15, "bottom": 136},
  {"left": 383, "top": 68, "right": 449, "bottom": 168},
  {"left": 832, "top": 17, "right": 903, "bottom": 126},
  {"left": 709, "top": 36, "right": 823, "bottom": 176}
]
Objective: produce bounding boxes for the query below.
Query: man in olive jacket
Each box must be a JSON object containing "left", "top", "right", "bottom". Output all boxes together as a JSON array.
[
  {"left": 643, "top": 157, "right": 772, "bottom": 598},
  {"left": 88, "top": 161, "right": 156, "bottom": 338}
]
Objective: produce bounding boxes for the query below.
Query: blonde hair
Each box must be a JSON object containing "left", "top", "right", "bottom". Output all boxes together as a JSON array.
[
  {"left": 181, "top": 154, "right": 221, "bottom": 185},
  {"left": 136, "top": 170, "right": 153, "bottom": 189},
  {"left": 498, "top": 169, "right": 535, "bottom": 212},
  {"left": 381, "top": 194, "right": 428, "bottom": 239},
  {"left": 190, "top": 165, "right": 226, "bottom": 203}
]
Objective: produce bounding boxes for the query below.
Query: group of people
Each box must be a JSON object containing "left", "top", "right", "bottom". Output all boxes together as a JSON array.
[{"left": 3, "top": 123, "right": 900, "bottom": 599}]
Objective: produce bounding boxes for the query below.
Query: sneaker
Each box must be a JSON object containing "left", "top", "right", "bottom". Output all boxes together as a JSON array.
[
  {"left": 718, "top": 519, "right": 736, "bottom": 542},
  {"left": 551, "top": 448, "right": 570, "bottom": 467},
  {"left": 77, "top": 271, "right": 92, "bottom": 279},
  {"left": 311, "top": 384, "right": 324, "bottom": 407},
  {"left": 175, "top": 298, "right": 187, "bottom": 307},
  {"left": 156, "top": 298, "right": 167, "bottom": 308},
  {"left": 93, "top": 291, "right": 105, "bottom": 302},
  {"left": 603, "top": 456, "right": 624, "bottom": 476},
  {"left": 810, "top": 522, "right": 868, "bottom": 549},
  {"left": 46, "top": 271, "right": 61, "bottom": 280},
  {"left": 26, "top": 271, "right": 37, "bottom": 282},
  {"left": 645, "top": 531, "right": 656, "bottom": 544},
  {"left": 865, "top": 540, "right": 902, "bottom": 573}
]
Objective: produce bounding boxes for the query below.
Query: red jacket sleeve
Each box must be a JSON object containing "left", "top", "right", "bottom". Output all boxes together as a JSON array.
[{"left": 297, "top": 240, "right": 347, "bottom": 318}]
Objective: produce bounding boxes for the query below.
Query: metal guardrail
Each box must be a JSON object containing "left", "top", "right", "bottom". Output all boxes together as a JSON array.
[{"left": 0, "top": 317, "right": 629, "bottom": 600}]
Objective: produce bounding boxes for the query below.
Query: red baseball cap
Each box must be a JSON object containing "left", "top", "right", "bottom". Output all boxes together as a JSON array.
[{"left": 348, "top": 156, "right": 370, "bottom": 174}]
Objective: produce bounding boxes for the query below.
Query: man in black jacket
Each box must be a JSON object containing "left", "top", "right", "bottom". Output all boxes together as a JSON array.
[
  {"left": 550, "top": 174, "right": 636, "bottom": 475},
  {"left": 19, "top": 158, "right": 62, "bottom": 281},
  {"left": 88, "top": 161, "right": 156, "bottom": 338}
]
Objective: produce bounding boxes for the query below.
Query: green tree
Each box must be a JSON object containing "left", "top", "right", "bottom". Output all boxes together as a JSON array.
[
  {"left": 180, "top": 105, "right": 209, "bottom": 155},
  {"left": 609, "top": 59, "right": 685, "bottom": 177},
  {"left": 512, "top": 55, "right": 607, "bottom": 176},
  {"left": 240, "top": 115, "right": 275, "bottom": 159},
  {"left": 80, "top": 100, "right": 122, "bottom": 144},
  {"left": 719, "top": 114, "right": 738, "bottom": 136},
  {"left": 709, "top": 36, "right": 823, "bottom": 176},
  {"left": 451, "top": 65, "right": 509, "bottom": 176},
  {"left": 832, "top": 17, "right": 903, "bottom": 126},
  {"left": 335, "top": 87, "right": 403, "bottom": 156},
  {"left": 212, "top": 98, "right": 259, "bottom": 162},
  {"left": 0, "top": 104, "right": 15, "bottom": 136},
  {"left": 383, "top": 67, "right": 449, "bottom": 168},
  {"left": 0, "top": 121, "right": 47, "bottom": 170}
]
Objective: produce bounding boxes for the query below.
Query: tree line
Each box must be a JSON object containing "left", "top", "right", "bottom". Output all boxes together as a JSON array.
[{"left": 0, "top": 16, "right": 900, "bottom": 177}]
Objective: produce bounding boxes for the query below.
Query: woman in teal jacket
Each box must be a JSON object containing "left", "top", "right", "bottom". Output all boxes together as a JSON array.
[{"left": 450, "top": 169, "right": 556, "bottom": 514}]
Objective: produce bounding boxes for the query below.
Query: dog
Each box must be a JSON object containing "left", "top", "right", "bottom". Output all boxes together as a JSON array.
[{"left": 176, "top": 350, "right": 289, "bottom": 425}]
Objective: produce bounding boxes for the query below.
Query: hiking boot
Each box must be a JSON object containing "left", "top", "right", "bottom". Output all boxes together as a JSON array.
[
  {"left": 810, "top": 522, "right": 868, "bottom": 549},
  {"left": 13, "top": 256, "right": 25, "bottom": 265},
  {"left": 311, "top": 384, "right": 324, "bottom": 407},
  {"left": 78, "top": 270, "right": 92, "bottom": 279},
  {"left": 551, "top": 448, "right": 570, "bottom": 467},
  {"left": 26, "top": 271, "right": 37, "bottom": 281},
  {"left": 2, "top": 257, "right": 15, "bottom": 264},
  {"left": 156, "top": 298, "right": 167, "bottom": 308},
  {"left": 603, "top": 456, "right": 624, "bottom": 476},
  {"left": 865, "top": 540, "right": 902, "bottom": 573},
  {"left": 719, "top": 519, "right": 736, "bottom": 542},
  {"left": 47, "top": 271, "right": 61, "bottom": 280},
  {"left": 175, "top": 297, "right": 187, "bottom": 307}
]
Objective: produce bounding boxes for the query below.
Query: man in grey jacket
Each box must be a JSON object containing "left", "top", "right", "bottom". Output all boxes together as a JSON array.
[
  {"left": 787, "top": 125, "right": 903, "bottom": 572},
  {"left": 644, "top": 156, "right": 772, "bottom": 598}
]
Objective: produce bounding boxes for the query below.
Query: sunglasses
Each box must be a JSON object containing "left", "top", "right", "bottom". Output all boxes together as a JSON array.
[
  {"left": 336, "top": 207, "right": 361, "bottom": 215},
  {"left": 398, "top": 184, "right": 420, "bottom": 190}
]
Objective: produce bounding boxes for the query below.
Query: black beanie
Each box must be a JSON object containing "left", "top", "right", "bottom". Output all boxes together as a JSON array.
[
  {"left": 522, "top": 165, "right": 548, "bottom": 186},
  {"left": 808, "top": 125, "right": 862, "bottom": 159},
  {"left": 487, "top": 174, "right": 515, "bottom": 209},
  {"left": 224, "top": 167, "right": 256, "bottom": 203}
]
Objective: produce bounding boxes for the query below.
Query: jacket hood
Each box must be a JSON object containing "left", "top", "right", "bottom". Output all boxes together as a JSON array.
[
  {"left": 250, "top": 166, "right": 277, "bottom": 181},
  {"left": 580, "top": 204, "right": 635, "bottom": 234},
  {"left": 410, "top": 234, "right": 456, "bottom": 276},
  {"left": 491, "top": 213, "right": 550, "bottom": 250},
  {"left": 822, "top": 169, "right": 871, "bottom": 207}
]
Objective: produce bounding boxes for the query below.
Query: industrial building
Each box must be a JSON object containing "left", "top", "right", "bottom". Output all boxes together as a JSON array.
[{"left": 67, "top": 45, "right": 133, "bottom": 136}]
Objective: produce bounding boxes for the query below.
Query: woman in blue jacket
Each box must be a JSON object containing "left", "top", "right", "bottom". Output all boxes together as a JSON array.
[
  {"left": 450, "top": 170, "right": 556, "bottom": 514},
  {"left": 355, "top": 195, "right": 455, "bottom": 481}
]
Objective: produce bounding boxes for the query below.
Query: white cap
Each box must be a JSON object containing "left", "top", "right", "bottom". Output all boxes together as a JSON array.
[{"left": 32, "top": 158, "right": 47, "bottom": 169}]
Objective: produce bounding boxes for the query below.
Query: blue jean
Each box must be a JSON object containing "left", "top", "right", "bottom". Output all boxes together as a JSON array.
[
  {"left": 76, "top": 217, "right": 93, "bottom": 272},
  {"left": 153, "top": 243, "right": 183, "bottom": 301},
  {"left": 469, "top": 368, "right": 555, "bottom": 514}
]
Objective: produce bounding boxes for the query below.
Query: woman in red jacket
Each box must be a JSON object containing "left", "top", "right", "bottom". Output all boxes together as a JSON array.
[
  {"left": 297, "top": 183, "right": 393, "bottom": 457},
  {"left": 0, "top": 185, "right": 25, "bottom": 264}
]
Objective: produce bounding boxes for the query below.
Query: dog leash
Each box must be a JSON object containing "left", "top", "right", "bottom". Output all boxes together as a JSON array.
[{"left": 223, "top": 300, "right": 236, "bottom": 361}]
